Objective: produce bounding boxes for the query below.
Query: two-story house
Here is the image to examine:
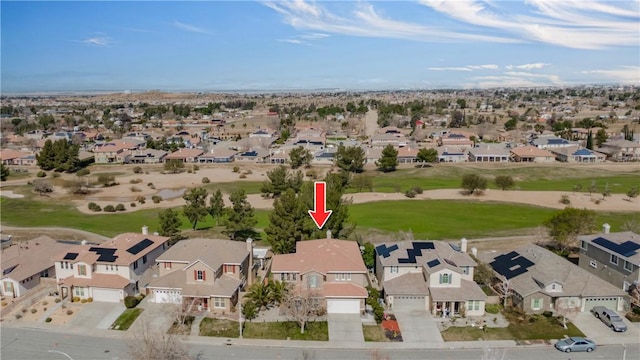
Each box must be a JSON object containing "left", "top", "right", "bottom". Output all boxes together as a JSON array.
[
  {"left": 270, "top": 237, "right": 368, "bottom": 314},
  {"left": 146, "top": 238, "right": 253, "bottom": 313},
  {"left": 375, "top": 239, "right": 486, "bottom": 317},
  {"left": 1, "top": 236, "right": 74, "bottom": 299},
  {"left": 53, "top": 227, "right": 169, "bottom": 302},
  {"left": 578, "top": 225, "right": 640, "bottom": 293}
]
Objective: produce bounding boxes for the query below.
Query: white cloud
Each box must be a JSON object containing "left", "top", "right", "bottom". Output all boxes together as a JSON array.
[
  {"left": 429, "top": 64, "right": 498, "bottom": 71},
  {"left": 279, "top": 39, "right": 307, "bottom": 45},
  {"left": 173, "top": 21, "right": 210, "bottom": 34},
  {"left": 429, "top": 67, "right": 472, "bottom": 72},
  {"left": 279, "top": 32, "right": 330, "bottom": 45},
  {"left": 467, "top": 64, "right": 499, "bottom": 70},
  {"left": 77, "top": 35, "right": 114, "bottom": 47},
  {"left": 580, "top": 66, "right": 640, "bottom": 84},
  {"left": 505, "top": 63, "right": 551, "bottom": 70},
  {"left": 464, "top": 70, "right": 564, "bottom": 88}
]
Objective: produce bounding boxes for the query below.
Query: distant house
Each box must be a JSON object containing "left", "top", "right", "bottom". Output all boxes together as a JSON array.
[
  {"left": 235, "top": 148, "right": 270, "bottom": 163},
  {"left": 0, "top": 150, "right": 33, "bottom": 166},
  {"left": 396, "top": 147, "right": 419, "bottom": 164},
  {"left": 271, "top": 237, "right": 368, "bottom": 314},
  {"left": 509, "top": 145, "right": 556, "bottom": 163},
  {"left": 147, "top": 238, "right": 254, "bottom": 313},
  {"left": 468, "top": 144, "right": 510, "bottom": 162},
  {"left": 375, "top": 240, "right": 486, "bottom": 316},
  {"left": 1, "top": 236, "right": 74, "bottom": 299},
  {"left": 438, "top": 133, "right": 474, "bottom": 148},
  {"left": 578, "top": 225, "right": 640, "bottom": 293},
  {"left": 269, "top": 149, "right": 290, "bottom": 164},
  {"left": 198, "top": 148, "right": 237, "bottom": 163},
  {"left": 164, "top": 148, "right": 204, "bottom": 163},
  {"left": 481, "top": 244, "right": 627, "bottom": 314},
  {"left": 53, "top": 228, "right": 169, "bottom": 302},
  {"left": 371, "top": 133, "right": 407, "bottom": 148},
  {"left": 124, "top": 149, "right": 167, "bottom": 164},
  {"left": 437, "top": 147, "right": 467, "bottom": 163},
  {"left": 550, "top": 146, "right": 606, "bottom": 163},
  {"left": 93, "top": 140, "right": 143, "bottom": 164},
  {"left": 597, "top": 139, "right": 640, "bottom": 162},
  {"left": 531, "top": 136, "right": 579, "bottom": 149}
]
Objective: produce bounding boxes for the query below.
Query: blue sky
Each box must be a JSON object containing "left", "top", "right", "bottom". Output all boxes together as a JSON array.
[{"left": 2, "top": 0, "right": 639, "bottom": 92}]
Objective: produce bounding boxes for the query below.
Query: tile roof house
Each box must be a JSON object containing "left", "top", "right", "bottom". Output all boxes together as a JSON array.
[
  {"left": 93, "top": 139, "right": 143, "bottom": 164},
  {"left": 438, "top": 133, "right": 474, "bottom": 148},
  {"left": 481, "top": 244, "right": 627, "bottom": 314},
  {"left": 0, "top": 150, "right": 33, "bottom": 166},
  {"left": 164, "top": 148, "right": 204, "bottom": 163},
  {"left": 597, "top": 139, "right": 640, "bottom": 162},
  {"left": 531, "top": 135, "right": 579, "bottom": 149},
  {"left": 147, "top": 238, "right": 254, "bottom": 313},
  {"left": 197, "top": 147, "right": 238, "bottom": 163},
  {"left": 271, "top": 237, "right": 368, "bottom": 314},
  {"left": 550, "top": 146, "right": 606, "bottom": 163},
  {"left": 53, "top": 227, "right": 170, "bottom": 302},
  {"left": 578, "top": 226, "right": 640, "bottom": 294},
  {"left": 509, "top": 145, "right": 556, "bottom": 163},
  {"left": 124, "top": 148, "right": 168, "bottom": 164},
  {"left": 1, "top": 236, "right": 75, "bottom": 299},
  {"left": 468, "top": 144, "right": 510, "bottom": 162},
  {"left": 375, "top": 239, "right": 486, "bottom": 317},
  {"left": 437, "top": 147, "right": 468, "bottom": 163}
]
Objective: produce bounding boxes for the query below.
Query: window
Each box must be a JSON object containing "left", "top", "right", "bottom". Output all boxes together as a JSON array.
[
  {"left": 224, "top": 264, "right": 235, "bottom": 274},
  {"left": 213, "top": 297, "right": 225, "bottom": 308},
  {"left": 467, "top": 300, "right": 480, "bottom": 311},
  {"left": 439, "top": 273, "right": 451, "bottom": 284},
  {"left": 580, "top": 241, "right": 588, "bottom": 250},
  {"left": 590, "top": 260, "right": 598, "bottom": 269},
  {"left": 74, "top": 287, "right": 85, "bottom": 297},
  {"left": 610, "top": 254, "right": 619, "bottom": 265},
  {"left": 623, "top": 281, "right": 631, "bottom": 292},
  {"left": 280, "top": 273, "right": 285, "bottom": 281},
  {"left": 3, "top": 282, "right": 13, "bottom": 292},
  {"left": 142, "top": 255, "right": 147, "bottom": 264},
  {"left": 292, "top": 273, "right": 297, "bottom": 281},
  {"left": 335, "top": 273, "right": 352, "bottom": 281},
  {"left": 308, "top": 274, "right": 317, "bottom": 288},
  {"left": 164, "top": 262, "right": 172, "bottom": 269},
  {"left": 196, "top": 270, "right": 205, "bottom": 281},
  {"left": 133, "top": 261, "right": 138, "bottom": 270},
  {"left": 78, "top": 264, "right": 87, "bottom": 276},
  {"left": 551, "top": 284, "right": 556, "bottom": 290},
  {"left": 624, "top": 261, "right": 633, "bottom": 272},
  {"left": 40, "top": 269, "right": 49, "bottom": 278},
  {"left": 531, "top": 298, "right": 542, "bottom": 310},
  {"left": 462, "top": 266, "right": 469, "bottom": 275},
  {"left": 390, "top": 266, "right": 398, "bottom": 274}
]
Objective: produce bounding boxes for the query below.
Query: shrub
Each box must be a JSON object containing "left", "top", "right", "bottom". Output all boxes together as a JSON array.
[
  {"left": 1, "top": 301, "right": 7, "bottom": 306},
  {"left": 72, "top": 297, "right": 80, "bottom": 303},
  {"left": 129, "top": 178, "right": 143, "bottom": 184},
  {"left": 232, "top": 166, "right": 240, "bottom": 173},
  {"left": 76, "top": 168, "right": 90, "bottom": 176},
  {"left": 54, "top": 298, "right": 61, "bottom": 303},
  {"left": 136, "top": 195, "right": 146, "bottom": 204},
  {"left": 15, "top": 314, "right": 22, "bottom": 319},
  {"left": 80, "top": 299, "right": 87, "bottom": 303},
  {"left": 147, "top": 182, "right": 154, "bottom": 188},
  {"left": 201, "top": 177, "right": 210, "bottom": 184},
  {"left": 485, "top": 304, "right": 502, "bottom": 314},
  {"left": 43, "top": 307, "right": 47, "bottom": 311},
  {"left": 87, "top": 298, "right": 93, "bottom": 303},
  {"left": 193, "top": 165, "right": 199, "bottom": 171},
  {"left": 560, "top": 195, "right": 571, "bottom": 205},
  {"left": 411, "top": 186, "right": 424, "bottom": 194},
  {"left": 52, "top": 173, "right": 60, "bottom": 178},
  {"left": 21, "top": 308, "right": 27, "bottom": 313},
  {"left": 404, "top": 189, "right": 417, "bottom": 198},
  {"left": 151, "top": 195, "right": 162, "bottom": 204},
  {"left": 130, "top": 186, "right": 141, "bottom": 192},
  {"left": 103, "top": 205, "right": 116, "bottom": 212},
  {"left": 115, "top": 203, "right": 126, "bottom": 211},
  {"left": 130, "top": 202, "right": 136, "bottom": 207},
  {"left": 31, "top": 308, "right": 37, "bottom": 314},
  {"left": 45, "top": 317, "right": 52, "bottom": 323},
  {"left": 633, "top": 306, "right": 640, "bottom": 315},
  {"left": 124, "top": 296, "right": 139, "bottom": 309},
  {"left": 132, "top": 166, "right": 143, "bottom": 174},
  {"left": 37, "top": 171, "right": 47, "bottom": 178},
  {"left": 66, "top": 310, "right": 73, "bottom": 315},
  {"left": 542, "top": 311, "right": 554, "bottom": 318},
  {"left": 88, "top": 202, "right": 99, "bottom": 211},
  {"left": 42, "top": 300, "right": 49, "bottom": 306},
  {"left": 244, "top": 169, "right": 253, "bottom": 175},
  {"left": 239, "top": 174, "right": 247, "bottom": 179},
  {"left": 305, "top": 169, "right": 317, "bottom": 179},
  {"left": 61, "top": 304, "right": 67, "bottom": 309},
  {"left": 187, "top": 169, "right": 193, "bottom": 174}
]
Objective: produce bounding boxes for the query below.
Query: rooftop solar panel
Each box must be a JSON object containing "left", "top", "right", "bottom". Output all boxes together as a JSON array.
[
  {"left": 427, "top": 259, "right": 441, "bottom": 268},
  {"left": 592, "top": 237, "right": 640, "bottom": 258},
  {"left": 397, "top": 242, "right": 435, "bottom": 264},
  {"left": 126, "top": 239, "right": 154, "bottom": 255},
  {"left": 63, "top": 252, "right": 79, "bottom": 260},
  {"left": 376, "top": 244, "right": 399, "bottom": 258},
  {"left": 490, "top": 251, "right": 535, "bottom": 280},
  {"left": 89, "top": 247, "right": 118, "bottom": 262}
]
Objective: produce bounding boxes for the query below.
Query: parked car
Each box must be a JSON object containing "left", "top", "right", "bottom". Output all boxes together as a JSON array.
[
  {"left": 554, "top": 337, "right": 596, "bottom": 353},
  {"left": 591, "top": 306, "right": 628, "bottom": 332}
]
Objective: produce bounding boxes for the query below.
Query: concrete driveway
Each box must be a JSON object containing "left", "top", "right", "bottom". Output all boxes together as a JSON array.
[
  {"left": 572, "top": 311, "right": 640, "bottom": 345},
  {"left": 69, "top": 301, "right": 126, "bottom": 330},
  {"left": 394, "top": 310, "right": 443, "bottom": 343},
  {"left": 328, "top": 314, "right": 364, "bottom": 343}
]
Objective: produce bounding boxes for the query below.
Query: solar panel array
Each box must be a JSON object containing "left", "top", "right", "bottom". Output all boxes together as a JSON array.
[
  {"left": 426, "top": 259, "right": 441, "bottom": 268},
  {"left": 63, "top": 252, "right": 79, "bottom": 260},
  {"left": 88, "top": 247, "right": 118, "bottom": 262},
  {"left": 376, "top": 244, "right": 399, "bottom": 258},
  {"left": 592, "top": 237, "right": 640, "bottom": 258},
  {"left": 398, "top": 242, "right": 435, "bottom": 264},
  {"left": 126, "top": 239, "right": 154, "bottom": 255},
  {"left": 490, "top": 251, "right": 535, "bottom": 280}
]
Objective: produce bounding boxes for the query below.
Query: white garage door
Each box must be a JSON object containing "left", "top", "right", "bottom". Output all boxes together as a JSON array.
[
  {"left": 327, "top": 299, "right": 360, "bottom": 314},
  {"left": 584, "top": 297, "right": 618, "bottom": 311},
  {"left": 392, "top": 296, "right": 426, "bottom": 311},
  {"left": 153, "top": 289, "right": 182, "bottom": 304},
  {"left": 92, "top": 288, "right": 122, "bottom": 303}
]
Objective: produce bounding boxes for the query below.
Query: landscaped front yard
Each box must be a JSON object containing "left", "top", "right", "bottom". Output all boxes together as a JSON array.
[
  {"left": 199, "top": 318, "right": 328, "bottom": 341},
  {"left": 362, "top": 325, "right": 389, "bottom": 342},
  {"left": 441, "top": 313, "right": 585, "bottom": 341},
  {"left": 110, "top": 308, "right": 143, "bottom": 331}
]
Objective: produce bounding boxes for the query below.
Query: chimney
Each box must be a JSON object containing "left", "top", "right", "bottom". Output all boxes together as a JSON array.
[
  {"left": 81, "top": 240, "right": 87, "bottom": 245},
  {"left": 142, "top": 225, "right": 149, "bottom": 235},
  {"left": 460, "top": 238, "right": 468, "bottom": 253},
  {"left": 471, "top": 247, "right": 478, "bottom": 257},
  {"left": 246, "top": 237, "right": 254, "bottom": 285},
  {"left": 326, "top": 230, "right": 332, "bottom": 239},
  {"left": 603, "top": 223, "right": 610, "bottom": 234}
]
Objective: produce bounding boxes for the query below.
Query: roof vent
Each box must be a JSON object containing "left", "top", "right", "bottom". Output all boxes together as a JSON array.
[
  {"left": 81, "top": 240, "right": 87, "bottom": 245},
  {"left": 602, "top": 223, "right": 610, "bottom": 234}
]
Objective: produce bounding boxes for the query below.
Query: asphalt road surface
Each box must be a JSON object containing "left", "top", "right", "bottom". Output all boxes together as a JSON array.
[{"left": 1, "top": 327, "right": 636, "bottom": 360}]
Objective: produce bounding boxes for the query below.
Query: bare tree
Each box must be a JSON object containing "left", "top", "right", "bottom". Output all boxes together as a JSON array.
[
  {"left": 555, "top": 298, "right": 578, "bottom": 329},
  {"left": 33, "top": 179, "right": 53, "bottom": 196},
  {"left": 283, "top": 283, "right": 324, "bottom": 334},
  {"left": 629, "top": 284, "right": 640, "bottom": 308},
  {"left": 126, "top": 313, "right": 192, "bottom": 360},
  {"left": 494, "top": 277, "right": 512, "bottom": 308}
]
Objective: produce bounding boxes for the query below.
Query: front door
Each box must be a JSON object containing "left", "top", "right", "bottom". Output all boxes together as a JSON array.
[{"left": 203, "top": 298, "right": 208, "bottom": 310}]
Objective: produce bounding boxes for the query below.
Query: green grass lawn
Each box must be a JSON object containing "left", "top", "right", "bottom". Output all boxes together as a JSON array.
[
  {"left": 199, "top": 318, "right": 240, "bottom": 337},
  {"left": 242, "top": 321, "right": 328, "bottom": 341},
  {"left": 363, "top": 325, "right": 388, "bottom": 342},
  {"left": 441, "top": 315, "right": 584, "bottom": 341},
  {"left": 349, "top": 200, "right": 637, "bottom": 239},
  {"left": 110, "top": 308, "right": 143, "bottom": 331}
]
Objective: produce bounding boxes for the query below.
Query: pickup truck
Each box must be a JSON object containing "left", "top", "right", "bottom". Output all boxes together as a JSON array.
[{"left": 590, "top": 306, "right": 628, "bottom": 332}]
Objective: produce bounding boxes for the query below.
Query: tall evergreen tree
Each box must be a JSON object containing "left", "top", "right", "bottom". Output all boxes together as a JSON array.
[
  {"left": 223, "top": 189, "right": 257, "bottom": 240},
  {"left": 586, "top": 130, "right": 594, "bottom": 150},
  {"left": 334, "top": 145, "right": 365, "bottom": 173},
  {"left": 158, "top": 208, "right": 183, "bottom": 244},
  {"left": 35, "top": 139, "right": 79, "bottom": 172},
  {"left": 265, "top": 189, "right": 308, "bottom": 254},
  {"left": 376, "top": 144, "right": 399, "bottom": 172},
  {"left": 595, "top": 128, "right": 608, "bottom": 146},
  {"left": 208, "top": 189, "right": 225, "bottom": 226},
  {"left": 261, "top": 166, "right": 303, "bottom": 198},
  {"left": 289, "top": 146, "right": 313, "bottom": 169},
  {"left": 182, "top": 187, "right": 209, "bottom": 230},
  {"left": 0, "top": 163, "right": 9, "bottom": 181}
]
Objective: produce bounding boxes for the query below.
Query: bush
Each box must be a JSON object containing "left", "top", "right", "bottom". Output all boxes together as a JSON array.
[
  {"left": 147, "top": 182, "right": 155, "bottom": 189},
  {"left": 31, "top": 308, "right": 37, "bottom": 314},
  {"left": 633, "top": 306, "right": 640, "bottom": 315},
  {"left": 54, "top": 298, "right": 61, "bottom": 303},
  {"left": 15, "top": 314, "right": 22, "bottom": 319},
  {"left": 129, "top": 178, "right": 143, "bottom": 184},
  {"left": 560, "top": 195, "right": 571, "bottom": 205},
  {"left": 80, "top": 299, "right": 87, "bottom": 303},
  {"left": 87, "top": 297, "right": 93, "bottom": 302},
  {"left": 305, "top": 169, "right": 317, "bottom": 179},
  {"left": 136, "top": 195, "right": 146, "bottom": 204},
  {"left": 37, "top": 171, "right": 46, "bottom": 178},
  {"left": 21, "top": 308, "right": 27, "bottom": 313},
  {"left": 1, "top": 301, "right": 6, "bottom": 307},
  {"left": 151, "top": 195, "right": 162, "bottom": 204},
  {"left": 42, "top": 300, "right": 49, "bottom": 306},
  {"left": 187, "top": 169, "right": 193, "bottom": 174},
  {"left": 411, "top": 186, "right": 424, "bottom": 194},
  {"left": 461, "top": 174, "right": 488, "bottom": 195},
  {"left": 404, "top": 189, "right": 417, "bottom": 198},
  {"left": 130, "top": 186, "right": 141, "bottom": 192},
  {"left": 193, "top": 165, "right": 199, "bottom": 171},
  {"left": 485, "top": 304, "right": 502, "bottom": 314},
  {"left": 76, "top": 168, "right": 90, "bottom": 176},
  {"left": 201, "top": 177, "right": 210, "bottom": 184},
  {"left": 239, "top": 173, "right": 247, "bottom": 179},
  {"left": 52, "top": 173, "right": 61, "bottom": 178},
  {"left": 88, "top": 202, "right": 103, "bottom": 211},
  {"left": 132, "top": 166, "right": 143, "bottom": 174},
  {"left": 244, "top": 169, "right": 253, "bottom": 175},
  {"left": 103, "top": 205, "right": 116, "bottom": 212},
  {"left": 115, "top": 203, "right": 125, "bottom": 211},
  {"left": 124, "top": 296, "right": 140, "bottom": 309},
  {"left": 45, "top": 317, "right": 52, "bottom": 323},
  {"left": 130, "top": 202, "right": 136, "bottom": 207},
  {"left": 542, "top": 311, "right": 553, "bottom": 318},
  {"left": 66, "top": 310, "right": 73, "bottom": 315},
  {"left": 232, "top": 166, "right": 240, "bottom": 173},
  {"left": 61, "top": 304, "right": 67, "bottom": 309},
  {"left": 72, "top": 297, "right": 80, "bottom": 303}
]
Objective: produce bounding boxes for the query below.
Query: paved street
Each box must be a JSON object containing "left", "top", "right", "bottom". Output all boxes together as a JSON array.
[
  {"left": 327, "top": 314, "right": 364, "bottom": 343},
  {"left": 394, "top": 310, "right": 443, "bottom": 343},
  {"left": 2, "top": 326, "right": 637, "bottom": 360}
]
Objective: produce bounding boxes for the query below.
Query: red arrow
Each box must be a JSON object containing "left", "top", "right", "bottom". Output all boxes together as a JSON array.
[{"left": 308, "top": 181, "right": 332, "bottom": 229}]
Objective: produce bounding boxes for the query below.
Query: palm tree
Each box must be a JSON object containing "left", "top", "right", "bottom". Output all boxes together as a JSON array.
[
  {"left": 268, "top": 279, "right": 289, "bottom": 305},
  {"left": 245, "top": 278, "right": 272, "bottom": 310}
]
